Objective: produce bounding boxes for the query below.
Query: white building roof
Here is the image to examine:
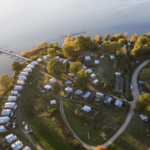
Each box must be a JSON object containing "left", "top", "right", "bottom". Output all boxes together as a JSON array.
[
  {"left": 20, "top": 72, "right": 28, "bottom": 76},
  {"left": 14, "top": 86, "right": 23, "bottom": 91},
  {"left": 11, "top": 91, "right": 18, "bottom": 95},
  {"left": 0, "top": 126, "right": 6, "bottom": 133},
  {"left": 114, "top": 72, "right": 121, "bottom": 76},
  {"left": 17, "top": 80, "right": 25, "bottom": 85},
  {"left": 50, "top": 100, "right": 57, "bottom": 105},
  {"left": 65, "top": 87, "right": 73, "bottom": 93},
  {"left": 44, "top": 85, "right": 52, "bottom": 90},
  {"left": 115, "top": 100, "right": 123, "bottom": 108},
  {"left": 95, "top": 60, "right": 100, "bottom": 64},
  {"left": 5, "top": 134, "right": 17, "bottom": 144},
  {"left": 87, "top": 69, "right": 93, "bottom": 74},
  {"left": 139, "top": 114, "right": 148, "bottom": 121},
  {"left": 4, "top": 102, "right": 16, "bottom": 109},
  {"left": 63, "top": 59, "right": 68, "bottom": 63},
  {"left": 68, "top": 61, "right": 72, "bottom": 66},
  {"left": 31, "top": 61, "right": 38, "bottom": 65},
  {"left": 82, "top": 66, "right": 87, "bottom": 70},
  {"left": 1, "top": 109, "right": 11, "bottom": 116},
  {"left": 81, "top": 105, "right": 92, "bottom": 113},
  {"left": 0, "top": 116, "right": 10, "bottom": 124},
  {"left": 91, "top": 73, "right": 96, "bottom": 78},
  {"left": 65, "top": 80, "right": 72, "bottom": 85},
  {"left": 49, "top": 78, "right": 56, "bottom": 84},
  {"left": 110, "top": 55, "right": 115, "bottom": 60},
  {"left": 23, "top": 68, "right": 32, "bottom": 72},
  {"left": 68, "top": 73, "right": 74, "bottom": 77},
  {"left": 19, "top": 76, "right": 27, "bottom": 80},
  {"left": 75, "top": 90, "right": 83, "bottom": 96},
  {"left": 11, "top": 140, "right": 23, "bottom": 150},
  {"left": 43, "top": 56, "right": 47, "bottom": 59},
  {"left": 27, "top": 64, "right": 34, "bottom": 69},
  {"left": 37, "top": 58, "right": 42, "bottom": 62},
  {"left": 96, "top": 92, "right": 104, "bottom": 98},
  {"left": 82, "top": 91, "right": 91, "bottom": 99},
  {"left": 104, "top": 96, "right": 113, "bottom": 104},
  {"left": 55, "top": 56, "right": 60, "bottom": 59},
  {"left": 93, "top": 79, "right": 99, "bottom": 84},
  {"left": 85, "top": 56, "right": 91, "bottom": 61},
  {"left": 8, "top": 96, "right": 17, "bottom": 102},
  {"left": 100, "top": 55, "right": 104, "bottom": 59},
  {"left": 22, "top": 146, "right": 31, "bottom": 150}
]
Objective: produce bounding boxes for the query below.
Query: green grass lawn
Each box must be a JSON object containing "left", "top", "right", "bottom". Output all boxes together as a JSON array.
[
  {"left": 63, "top": 100, "right": 127, "bottom": 146},
  {"left": 107, "top": 114, "right": 150, "bottom": 150}
]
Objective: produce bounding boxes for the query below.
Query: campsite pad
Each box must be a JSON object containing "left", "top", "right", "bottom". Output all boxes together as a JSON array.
[{"left": 100, "top": 132, "right": 106, "bottom": 137}]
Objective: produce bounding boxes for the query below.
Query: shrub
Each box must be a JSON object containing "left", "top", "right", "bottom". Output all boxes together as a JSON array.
[
  {"left": 113, "top": 60, "right": 118, "bottom": 69},
  {"left": 43, "top": 66, "right": 47, "bottom": 72},
  {"left": 50, "top": 108, "right": 59, "bottom": 116},
  {"left": 77, "top": 55, "right": 84, "bottom": 62},
  {"left": 46, "top": 75, "right": 51, "bottom": 80},
  {"left": 21, "top": 48, "right": 39, "bottom": 57}
]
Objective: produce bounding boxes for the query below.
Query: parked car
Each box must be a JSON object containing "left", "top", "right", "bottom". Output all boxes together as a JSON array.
[
  {"left": 130, "top": 82, "right": 133, "bottom": 90},
  {"left": 13, "top": 122, "right": 16, "bottom": 128}
]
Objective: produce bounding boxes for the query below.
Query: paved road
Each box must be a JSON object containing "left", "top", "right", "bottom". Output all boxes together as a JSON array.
[{"left": 59, "top": 60, "right": 150, "bottom": 150}]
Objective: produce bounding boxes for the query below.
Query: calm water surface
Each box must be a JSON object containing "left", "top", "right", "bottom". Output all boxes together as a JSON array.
[{"left": 0, "top": 0, "right": 150, "bottom": 76}]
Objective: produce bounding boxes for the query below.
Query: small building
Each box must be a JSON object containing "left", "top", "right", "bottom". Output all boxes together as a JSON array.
[
  {"left": 68, "top": 61, "right": 72, "bottom": 66},
  {"left": 17, "top": 80, "right": 25, "bottom": 85},
  {"left": 27, "top": 64, "right": 34, "bottom": 69},
  {"left": 43, "top": 56, "right": 47, "bottom": 59},
  {"left": 19, "top": 76, "right": 27, "bottom": 81},
  {"left": 11, "top": 91, "right": 18, "bottom": 95},
  {"left": 81, "top": 91, "right": 91, "bottom": 99},
  {"left": 55, "top": 56, "right": 60, "bottom": 59},
  {"left": 50, "top": 100, "right": 57, "bottom": 105},
  {"left": 11, "top": 140, "right": 23, "bottom": 150},
  {"left": 14, "top": 86, "right": 23, "bottom": 91},
  {"left": 8, "top": 96, "right": 17, "bottom": 102},
  {"left": 114, "top": 75, "right": 123, "bottom": 93},
  {"left": 65, "top": 80, "right": 72, "bottom": 85},
  {"left": 37, "top": 58, "right": 42, "bottom": 62},
  {"left": 114, "top": 72, "right": 121, "bottom": 76},
  {"left": 87, "top": 69, "right": 93, "bottom": 74},
  {"left": 5, "top": 134, "right": 17, "bottom": 144},
  {"left": 81, "top": 105, "right": 92, "bottom": 113},
  {"left": 139, "top": 114, "right": 148, "bottom": 121},
  {"left": 85, "top": 56, "right": 91, "bottom": 61},
  {"left": 139, "top": 81, "right": 144, "bottom": 84},
  {"left": 128, "top": 43, "right": 130, "bottom": 46},
  {"left": 74, "top": 90, "right": 83, "bottom": 96},
  {"left": 68, "top": 73, "right": 74, "bottom": 78},
  {"left": 0, "top": 126, "right": 6, "bottom": 133},
  {"left": 47, "top": 54, "right": 50, "bottom": 58},
  {"left": 44, "top": 85, "right": 52, "bottom": 90},
  {"left": 49, "top": 78, "right": 56, "bottom": 84},
  {"left": 115, "top": 100, "right": 123, "bottom": 108},
  {"left": 95, "top": 60, "right": 100, "bottom": 64},
  {"left": 82, "top": 66, "right": 87, "bottom": 70},
  {"left": 63, "top": 59, "right": 68, "bottom": 64},
  {"left": 65, "top": 87, "right": 73, "bottom": 93},
  {"left": 22, "top": 146, "right": 31, "bottom": 150},
  {"left": 20, "top": 72, "right": 28, "bottom": 76},
  {"left": 93, "top": 79, "right": 99, "bottom": 84},
  {"left": 1, "top": 109, "right": 11, "bottom": 116},
  {"left": 96, "top": 92, "right": 104, "bottom": 99},
  {"left": 91, "top": 73, "right": 96, "bottom": 78},
  {"left": 0, "top": 116, "right": 10, "bottom": 124},
  {"left": 110, "top": 55, "right": 115, "bottom": 60},
  {"left": 31, "top": 61, "right": 38, "bottom": 65},
  {"left": 123, "top": 44, "right": 127, "bottom": 47},
  {"left": 104, "top": 96, "right": 113, "bottom": 104},
  {"left": 23, "top": 68, "right": 32, "bottom": 73},
  {"left": 100, "top": 55, "right": 104, "bottom": 59},
  {"left": 4, "top": 102, "right": 16, "bottom": 109}
]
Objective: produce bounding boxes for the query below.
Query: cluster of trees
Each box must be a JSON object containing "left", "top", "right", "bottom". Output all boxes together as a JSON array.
[
  {"left": 12, "top": 61, "right": 23, "bottom": 72},
  {"left": 37, "top": 41, "right": 58, "bottom": 49}
]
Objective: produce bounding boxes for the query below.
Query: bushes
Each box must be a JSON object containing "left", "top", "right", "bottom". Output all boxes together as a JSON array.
[
  {"left": 21, "top": 48, "right": 39, "bottom": 57},
  {"left": 113, "top": 60, "right": 118, "bottom": 69},
  {"left": 50, "top": 108, "right": 59, "bottom": 116},
  {"left": 112, "top": 117, "right": 122, "bottom": 124},
  {"left": 77, "top": 55, "right": 84, "bottom": 62},
  {"left": 43, "top": 66, "right": 47, "bottom": 72}
]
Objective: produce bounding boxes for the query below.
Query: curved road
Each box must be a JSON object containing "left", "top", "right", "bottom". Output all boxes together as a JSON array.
[{"left": 59, "top": 59, "right": 150, "bottom": 149}]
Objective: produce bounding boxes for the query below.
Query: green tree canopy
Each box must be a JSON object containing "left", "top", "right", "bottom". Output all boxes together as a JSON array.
[
  {"left": 104, "top": 33, "right": 110, "bottom": 41},
  {"left": 53, "top": 42, "right": 58, "bottom": 49},
  {"left": 47, "top": 58, "right": 65, "bottom": 77},
  {"left": 123, "top": 32, "right": 129, "bottom": 40},
  {"left": 62, "top": 44, "right": 74, "bottom": 58},
  {"left": 118, "top": 38, "right": 125, "bottom": 46},
  {"left": 114, "top": 33, "right": 123, "bottom": 41},
  {"left": 101, "top": 42, "right": 111, "bottom": 53},
  {"left": 52, "top": 82, "right": 61, "bottom": 94},
  {"left": 47, "top": 48, "right": 57, "bottom": 57},
  {"left": 116, "top": 47, "right": 126, "bottom": 57},
  {"left": 147, "top": 32, "right": 150, "bottom": 39},
  {"left": 140, "top": 68, "right": 150, "bottom": 82},
  {"left": 0, "top": 74, "right": 12, "bottom": 90},
  {"left": 93, "top": 35, "right": 102, "bottom": 44},
  {"left": 12, "top": 61, "right": 22, "bottom": 72},
  {"left": 110, "top": 42, "right": 121, "bottom": 53},
  {"left": 131, "top": 34, "right": 138, "bottom": 43},
  {"left": 137, "top": 36, "right": 149, "bottom": 44},
  {"left": 110, "top": 36, "right": 117, "bottom": 42},
  {"left": 70, "top": 62, "right": 83, "bottom": 75},
  {"left": 37, "top": 42, "right": 48, "bottom": 49},
  {"left": 75, "top": 69, "right": 91, "bottom": 90}
]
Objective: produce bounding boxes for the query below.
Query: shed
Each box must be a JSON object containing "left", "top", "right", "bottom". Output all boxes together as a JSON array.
[
  {"left": 0, "top": 116, "right": 10, "bottom": 124},
  {"left": 1, "top": 109, "right": 11, "bottom": 116},
  {"left": 114, "top": 72, "right": 121, "bottom": 76},
  {"left": 11, "top": 140, "right": 23, "bottom": 150},
  {"left": 110, "top": 55, "right": 115, "bottom": 60},
  {"left": 63, "top": 59, "right": 68, "bottom": 63},
  {"left": 81, "top": 91, "right": 91, "bottom": 99},
  {"left": 55, "top": 56, "right": 60, "bottom": 59},
  {"left": 4, "top": 102, "right": 16, "bottom": 109},
  {"left": 19, "top": 76, "right": 27, "bottom": 80},
  {"left": 128, "top": 43, "right": 130, "bottom": 46},
  {"left": 93, "top": 79, "right": 99, "bottom": 84},
  {"left": 96, "top": 92, "right": 104, "bottom": 98},
  {"left": 95, "top": 60, "right": 100, "bottom": 64},
  {"left": 5, "top": 134, "right": 17, "bottom": 144},
  {"left": 139, "top": 81, "right": 144, "bottom": 84},
  {"left": 43, "top": 56, "right": 47, "bottom": 59},
  {"left": 0, "top": 126, "right": 6, "bottom": 133},
  {"left": 68, "top": 61, "right": 72, "bottom": 66},
  {"left": 65, "top": 87, "right": 73, "bottom": 93},
  {"left": 17, "top": 80, "right": 25, "bottom": 85},
  {"left": 50, "top": 100, "right": 57, "bottom": 104},
  {"left": 65, "top": 80, "right": 72, "bottom": 85},
  {"left": 74, "top": 90, "right": 83, "bottom": 96},
  {"left": 37, "top": 58, "right": 42, "bottom": 62},
  {"left": 11, "top": 91, "right": 18, "bottom": 95},
  {"left": 91, "top": 73, "right": 96, "bottom": 78},
  {"left": 104, "top": 96, "right": 113, "bottom": 104},
  {"left": 123, "top": 45, "right": 127, "bottom": 47},
  {"left": 44, "top": 85, "right": 52, "bottom": 90},
  {"left": 87, "top": 69, "right": 93, "bottom": 74},
  {"left": 68, "top": 73, "right": 74, "bottom": 78},
  {"left": 14, "top": 86, "right": 23, "bottom": 91},
  {"left": 85, "top": 56, "right": 91, "bottom": 61},
  {"left": 139, "top": 114, "right": 148, "bottom": 121},
  {"left": 22, "top": 146, "right": 31, "bottom": 150},
  {"left": 27, "top": 64, "right": 34, "bottom": 69},
  {"left": 8, "top": 96, "right": 17, "bottom": 102},
  {"left": 49, "top": 78, "right": 56, "bottom": 84},
  {"left": 23, "top": 68, "right": 32, "bottom": 72},
  {"left": 20, "top": 72, "right": 28, "bottom": 76},
  {"left": 115, "top": 100, "right": 123, "bottom": 108},
  {"left": 31, "top": 61, "right": 38, "bottom": 65},
  {"left": 81, "top": 105, "right": 92, "bottom": 113},
  {"left": 82, "top": 66, "right": 87, "bottom": 70},
  {"left": 100, "top": 55, "right": 104, "bottom": 59}
]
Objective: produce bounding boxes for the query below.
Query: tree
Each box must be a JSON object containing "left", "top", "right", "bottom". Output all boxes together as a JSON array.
[
  {"left": 147, "top": 32, "right": 150, "bottom": 39},
  {"left": 104, "top": 33, "right": 110, "bottom": 41},
  {"left": 47, "top": 58, "right": 65, "bottom": 77},
  {"left": 131, "top": 34, "right": 138, "bottom": 43},
  {"left": 110, "top": 42, "right": 121, "bottom": 54},
  {"left": 52, "top": 82, "right": 61, "bottom": 94},
  {"left": 110, "top": 36, "right": 117, "bottom": 42},
  {"left": 137, "top": 36, "right": 149, "bottom": 44},
  {"left": 93, "top": 35, "right": 102, "bottom": 44},
  {"left": 0, "top": 74, "right": 12, "bottom": 90},
  {"left": 37, "top": 42, "right": 48, "bottom": 49},
  {"left": 114, "top": 33, "right": 124, "bottom": 41},
  {"left": 47, "top": 48, "right": 57, "bottom": 57},
  {"left": 123, "top": 32, "right": 129, "bottom": 40},
  {"left": 70, "top": 62, "right": 83, "bottom": 75},
  {"left": 53, "top": 42, "right": 58, "bottom": 49},
  {"left": 118, "top": 38, "right": 125, "bottom": 46},
  {"left": 75, "top": 69, "right": 90, "bottom": 90},
  {"left": 12, "top": 61, "right": 22, "bottom": 72},
  {"left": 62, "top": 44, "right": 74, "bottom": 58},
  {"left": 64, "top": 35, "right": 74, "bottom": 44},
  {"left": 94, "top": 145, "right": 107, "bottom": 150},
  {"left": 116, "top": 47, "right": 126, "bottom": 57},
  {"left": 101, "top": 42, "right": 111, "bottom": 53},
  {"left": 87, "top": 41, "right": 95, "bottom": 50}
]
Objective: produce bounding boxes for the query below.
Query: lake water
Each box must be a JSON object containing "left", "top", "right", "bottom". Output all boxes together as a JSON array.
[{"left": 0, "top": 0, "right": 150, "bottom": 76}]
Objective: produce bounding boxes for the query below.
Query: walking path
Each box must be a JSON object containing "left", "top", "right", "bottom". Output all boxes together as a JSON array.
[{"left": 59, "top": 59, "right": 150, "bottom": 149}]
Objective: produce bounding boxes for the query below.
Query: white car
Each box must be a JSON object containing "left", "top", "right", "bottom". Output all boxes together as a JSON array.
[
  {"left": 130, "top": 82, "right": 133, "bottom": 90},
  {"left": 13, "top": 122, "right": 16, "bottom": 128}
]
